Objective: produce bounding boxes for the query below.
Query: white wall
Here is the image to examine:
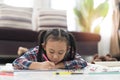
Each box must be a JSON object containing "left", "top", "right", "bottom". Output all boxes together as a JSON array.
[
  {"left": 32, "top": 0, "right": 51, "bottom": 30},
  {"left": 0, "top": 0, "right": 3, "bottom": 3},
  {"left": 98, "top": 0, "right": 113, "bottom": 56},
  {"left": 0, "top": 0, "right": 112, "bottom": 55},
  {"left": 33, "top": 0, "right": 50, "bottom": 9}
]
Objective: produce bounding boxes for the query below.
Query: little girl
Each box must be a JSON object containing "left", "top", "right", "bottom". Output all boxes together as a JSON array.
[{"left": 13, "top": 29, "right": 87, "bottom": 70}]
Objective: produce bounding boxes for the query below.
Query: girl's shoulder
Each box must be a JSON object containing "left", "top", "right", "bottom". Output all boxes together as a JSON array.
[
  {"left": 75, "top": 53, "right": 82, "bottom": 58},
  {"left": 29, "top": 46, "right": 39, "bottom": 53}
]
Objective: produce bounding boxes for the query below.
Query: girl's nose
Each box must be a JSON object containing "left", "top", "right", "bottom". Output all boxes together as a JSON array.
[{"left": 53, "top": 54, "right": 58, "bottom": 60}]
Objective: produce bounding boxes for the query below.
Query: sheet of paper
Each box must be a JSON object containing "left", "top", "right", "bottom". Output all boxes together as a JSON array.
[{"left": 94, "top": 61, "right": 120, "bottom": 67}]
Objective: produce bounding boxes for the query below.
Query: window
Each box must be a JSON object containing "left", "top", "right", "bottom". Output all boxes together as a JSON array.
[
  {"left": 51, "top": 0, "right": 76, "bottom": 31},
  {"left": 3, "top": 0, "right": 33, "bottom": 7}
]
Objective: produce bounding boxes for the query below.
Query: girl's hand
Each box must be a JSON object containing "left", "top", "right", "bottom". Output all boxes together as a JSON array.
[
  {"left": 55, "top": 62, "right": 65, "bottom": 69},
  {"left": 40, "top": 61, "right": 56, "bottom": 69},
  {"left": 29, "top": 61, "right": 55, "bottom": 70}
]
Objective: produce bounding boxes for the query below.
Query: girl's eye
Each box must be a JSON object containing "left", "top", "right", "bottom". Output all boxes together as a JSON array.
[
  {"left": 58, "top": 51, "right": 64, "bottom": 55},
  {"left": 58, "top": 53, "right": 63, "bottom": 55},
  {"left": 49, "top": 51, "right": 54, "bottom": 54}
]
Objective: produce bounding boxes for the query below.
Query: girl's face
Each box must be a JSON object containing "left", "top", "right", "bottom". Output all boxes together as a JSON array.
[{"left": 43, "top": 39, "right": 68, "bottom": 64}]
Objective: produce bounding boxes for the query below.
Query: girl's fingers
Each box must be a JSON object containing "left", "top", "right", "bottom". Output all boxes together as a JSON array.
[{"left": 45, "top": 61, "right": 55, "bottom": 68}]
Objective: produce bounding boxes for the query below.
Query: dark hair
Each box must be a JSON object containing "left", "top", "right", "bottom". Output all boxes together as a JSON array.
[{"left": 37, "top": 29, "right": 76, "bottom": 62}]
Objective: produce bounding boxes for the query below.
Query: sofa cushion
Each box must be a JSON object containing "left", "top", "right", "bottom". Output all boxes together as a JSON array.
[
  {"left": 70, "top": 31, "right": 101, "bottom": 55},
  {"left": 0, "top": 27, "right": 38, "bottom": 42},
  {"left": 36, "top": 9, "right": 67, "bottom": 31},
  {"left": 0, "top": 4, "right": 33, "bottom": 30},
  {"left": 70, "top": 31, "right": 101, "bottom": 41}
]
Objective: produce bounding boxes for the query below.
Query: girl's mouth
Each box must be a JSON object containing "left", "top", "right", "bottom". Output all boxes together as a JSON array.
[{"left": 53, "top": 61, "right": 58, "bottom": 64}]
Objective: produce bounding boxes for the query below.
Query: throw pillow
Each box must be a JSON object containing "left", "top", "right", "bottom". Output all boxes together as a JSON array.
[
  {"left": 36, "top": 9, "right": 67, "bottom": 31},
  {"left": 0, "top": 4, "right": 33, "bottom": 30}
]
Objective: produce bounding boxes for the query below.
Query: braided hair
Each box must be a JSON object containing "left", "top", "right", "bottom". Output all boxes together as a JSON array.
[{"left": 37, "top": 29, "right": 76, "bottom": 62}]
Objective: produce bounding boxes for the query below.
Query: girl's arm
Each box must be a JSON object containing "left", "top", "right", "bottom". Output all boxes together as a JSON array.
[
  {"left": 64, "top": 53, "right": 87, "bottom": 69},
  {"left": 29, "top": 61, "right": 55, "bottom": 70},
  {"left": 55, "top": 53, "right": 87, "bottom": 69},
  {"left": 13, "top": 46, "right": 55, "bottom": 70},
  {"left": 12, "top": 48, "right": 38, "bottom": 70}
]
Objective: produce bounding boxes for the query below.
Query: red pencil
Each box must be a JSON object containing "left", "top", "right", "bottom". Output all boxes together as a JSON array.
[
  {"left": 0, "top": 72, "right": 14, "bottom": 76},
  {"left": 42, "top": 54, "right": 49, "bottom": 61}
]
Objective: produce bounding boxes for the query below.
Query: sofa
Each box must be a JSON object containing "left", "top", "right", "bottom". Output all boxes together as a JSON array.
[
  {"left": 0, "top": 4, "right": 101, "bottom": 63},
  {"left": 0, "top": 28, "right": 38, "bottom": 63},
  {"left": 0, "top": 27, "right": 101, "bottom": 63}
]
